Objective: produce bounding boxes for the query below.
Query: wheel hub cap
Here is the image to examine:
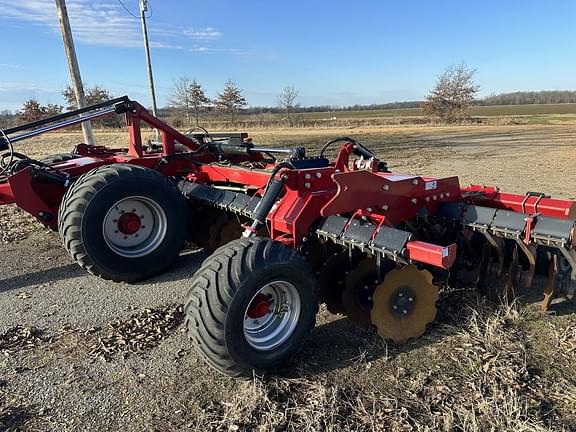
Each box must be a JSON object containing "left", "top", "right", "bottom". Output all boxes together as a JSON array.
[
  {"left": 246, "top": 293, "right": 271, "bottom": 319},
  {"left": 102, "top": 196, "right": 168, "bottom": 258},
  {"left": 117, "top": 212, "right": 142, "bottom": 235},
  {"left": 243, "top": 281, "right": 302, "bottom": 351}
]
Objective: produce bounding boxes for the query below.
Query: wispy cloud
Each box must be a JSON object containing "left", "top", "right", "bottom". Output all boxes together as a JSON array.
[
  {"left": 184, "top": 27, "right": 223, "bottom": 40},
  {"left": 0, "top": 82, "right": 61, "bottom": 95},
  {"left": 0, "top": 0, "right": 154, "bottom": 48},
  {"left": 0, "top": 64, "right": 19, "bottom": 69},
  {"left": 0, "top": 1, "right": 259, "bottom": 60},
  {"left": 0, "top": 82, "right": 43, "bottom": 92},
  {"left": 189, "top": 47, "right": 248, "bottom": 56}
]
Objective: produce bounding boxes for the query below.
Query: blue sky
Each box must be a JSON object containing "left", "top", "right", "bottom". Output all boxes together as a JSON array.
[{"left": 0, "top": 0, "right": 575, "bottom": 111}]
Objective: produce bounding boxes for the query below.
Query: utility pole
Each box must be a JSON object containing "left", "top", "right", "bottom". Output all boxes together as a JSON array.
[
  {"left": 139, "top": 0, "right": 158, "bottom": 118},
  {"left": 54, "top": 0, "right": 95, "bottom": 145}
]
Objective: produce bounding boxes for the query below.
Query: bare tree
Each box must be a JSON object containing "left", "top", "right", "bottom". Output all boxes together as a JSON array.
[
  {"left": 278, "top": 85, "right": 299, "bottom": 126},
  {"left": 189, "top": 80, "right": 210, "bottom": 126},
  {"left": 423, "top": 63, "right": 480, "bottom": 122},
  {"left": 169, "top": 78, "right": 210, "bottom": 126},
  {"left": 0, "top": 110, "right": 15, "bottom": 129},
  {"left": 170, "top": 77, "right": 193, "bottom": 125},
  {"left": 215, "top": 80, "right": 247, "bottom": 124}
]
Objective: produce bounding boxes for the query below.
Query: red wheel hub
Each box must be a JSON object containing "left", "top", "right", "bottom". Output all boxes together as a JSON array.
[
  {"left": 247, "top": 293, "right": 270, "bottom": 319},
  {"left": 117, "top": 212, "right": 142, "bottom": 235}
]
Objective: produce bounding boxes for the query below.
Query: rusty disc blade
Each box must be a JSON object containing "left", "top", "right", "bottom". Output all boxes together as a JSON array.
[
  {"left": 370, "top": 265, "right": 439, "bottom": 344},
  {"left": 342, "top": 258, "right": 379, "bottom": 328},
  {"left": 207, "top": 214, "right": 243, "bottom": 252},
  {"left": 317, "top": 252, "right": 359, "bottom": 314}
]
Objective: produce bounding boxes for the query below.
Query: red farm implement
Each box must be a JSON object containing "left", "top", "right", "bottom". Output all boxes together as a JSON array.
[{"left": 1, "top": 97, "right": 575, "bottom": 377}]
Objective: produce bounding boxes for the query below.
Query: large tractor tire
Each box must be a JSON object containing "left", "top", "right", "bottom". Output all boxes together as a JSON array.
[
  {"left": 58, "top": 164, "right": 189, "bottom": 282},
  {"left": 185, "top": 237, "right": 318, "bottom": 377}
]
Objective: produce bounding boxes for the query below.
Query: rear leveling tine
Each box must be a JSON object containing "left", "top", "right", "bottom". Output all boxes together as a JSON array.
[
  {"left": 475, "top": 243, "right": 491, "bottom": 294},
  {"left": 504, "top": 245, "right": 520, "bottom": 299},
  {"left": 558, "top": 248, "right": 576, "bottom": 302},
  {"left": 515, "top": 238, "right": 536, "bottom": 290},
  {"left": 541, "top": 254, "right": 558, "bottom": 312},
  {"left": 482, "top": 232, "right": 504, "bottom": 278}
]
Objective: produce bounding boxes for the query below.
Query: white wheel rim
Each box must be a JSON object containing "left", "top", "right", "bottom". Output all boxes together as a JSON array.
[
  {"left": 243, "top": 281, "right": 302, "bottom": 351},
  {"left": 102, "top": 196, "right": 167, "bottom": 258}
]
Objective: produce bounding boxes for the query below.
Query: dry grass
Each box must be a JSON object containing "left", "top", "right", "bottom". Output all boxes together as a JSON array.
[{"left": 177, "top": 295, "right": 576, "bottom": 432}]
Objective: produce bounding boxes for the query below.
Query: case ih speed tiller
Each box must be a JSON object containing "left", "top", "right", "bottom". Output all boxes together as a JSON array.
[{"left": 1, "top": 97, "right": 575, "bottom": 376}]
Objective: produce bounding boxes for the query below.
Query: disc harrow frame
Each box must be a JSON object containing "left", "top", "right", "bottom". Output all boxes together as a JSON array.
[{"left": 1, "top": 97, "right": 575, "bottom": 376}]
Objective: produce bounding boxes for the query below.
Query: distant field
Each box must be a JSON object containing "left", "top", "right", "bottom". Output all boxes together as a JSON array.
[
  {"left": 203, "top": 103, "right": 576, "bottom": 128},
  {"left": 290, "top": 103, "right": 576, "bottom": 120},
  {"left": 234, "top": 104, "right": 576, "bottom": 124}
]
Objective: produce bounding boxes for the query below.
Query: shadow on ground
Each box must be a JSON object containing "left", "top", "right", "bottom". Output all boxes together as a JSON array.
[
  {"left": 0, "top": 248, "right": 207, "bottom": 294},
  {"left": 0, "top": 263, "right": 84, "bottom": 293}
]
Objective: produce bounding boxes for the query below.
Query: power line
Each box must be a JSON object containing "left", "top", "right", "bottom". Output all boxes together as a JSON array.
[{"left": 117, "top": 0, "right": 150, "bottom": 19}]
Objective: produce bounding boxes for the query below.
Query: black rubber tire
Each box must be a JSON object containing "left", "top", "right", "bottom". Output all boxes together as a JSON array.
[
  {"left": 58, "top": 164, "right": 189, "bottom": 282},
  {"left": 185, "top": 237, "right": 318, "bottom": 377},
  {"left": 41, "top": 153, "right": 79, "bottom": 164}
]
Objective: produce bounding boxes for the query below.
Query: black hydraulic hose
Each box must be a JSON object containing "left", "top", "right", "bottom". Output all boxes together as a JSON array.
[
  {"left": 319, "top": 136, "right": 376, "bottom": 159},
  {"left": 262, "top": 161, "right": 294, "bottom": 196},
  {"left": 32, "top": 168, "right": 71, "bottom": 187},
  {"left": 0, "top": 128, "right": 14, "bottom": 179},
  {"left": 243, "top": 162, "right": 294, "bottom": 237},
  {"left": 252, "top": 175, "right": 287, "bottom": 224},
  {"left": 319, "top": 137, "right": 358, "bottom": 157}
]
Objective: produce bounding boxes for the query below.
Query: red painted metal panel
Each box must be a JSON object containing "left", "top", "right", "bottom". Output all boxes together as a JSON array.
[
  {"left": 321, "top": 170, "right": 461, "bottom": 223},
  {"left": 196, "top": 164, "right": 271, "bottom": 188},
  {"left": 462, "top": 185, "right": 575, "bottom": 219},
  {"left": 0, "top": 182, "right": 14, "bottom": 205},
  {"left": 8, "top": 168, "right": 61, "bottom": 228},
  {"left": 406, "top": 241, "right": 457, "bottom": 269}
]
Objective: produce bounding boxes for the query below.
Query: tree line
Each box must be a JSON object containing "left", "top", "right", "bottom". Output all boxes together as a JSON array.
[
  {"left": 5, "top": 71, "right": 576, "bottom": 129},
  {"left": 12, "top": 85, "right": 122, "bottom": 128},
  {"left": 482, "top": 91, "right": 576, "bottom": 106},
  {"left": 169, "top": 79, "right": 302, "bottom": 126}
]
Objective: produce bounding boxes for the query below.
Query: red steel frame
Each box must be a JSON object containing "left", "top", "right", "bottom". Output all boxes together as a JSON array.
[{"left": 1, "top": 100, "right": 575, "bottom": 271}]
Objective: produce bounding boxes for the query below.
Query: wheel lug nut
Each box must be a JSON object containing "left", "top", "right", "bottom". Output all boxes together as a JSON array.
[
  {"left": 393, "top": 305, "right": 398, "bottom": 310},
  {"left": 402, "top": 309, "right": 408, "bottom": 314},
  {"left": 408, "top": 297, "right": 414, "bottom": 302},
  {"left": 398, "top": 292, "right": 404, "bottom": 297}
]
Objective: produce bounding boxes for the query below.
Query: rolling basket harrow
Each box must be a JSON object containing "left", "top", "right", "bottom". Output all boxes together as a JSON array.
[{"left": 1, "top": 97, "right": 574, "bottom": 376}]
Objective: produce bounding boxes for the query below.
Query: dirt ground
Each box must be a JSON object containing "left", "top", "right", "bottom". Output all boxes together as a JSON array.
[{"left": 1, "top": 125, "right": 575, "bottom": 431}]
